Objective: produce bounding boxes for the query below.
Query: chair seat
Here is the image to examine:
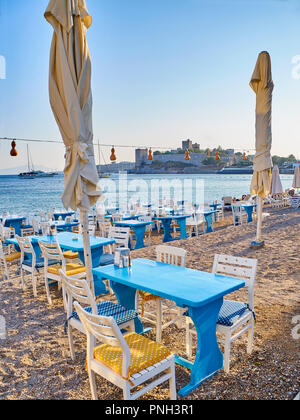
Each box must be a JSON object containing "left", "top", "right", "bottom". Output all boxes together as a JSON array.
[
  {"left": 63, "top": 250, "right": 79, "bottom": 260},
  {"left": 5, "top": 251, "right": 21, "bottom": 262},
  {"left": 23, "top": 259, "right": 58, "bottom": 269},
  {"left": 48, "top": 263, "right": 86, "bottom": 276},
  {"left": 93, "top": 332, "right": 172, "bottom": 380},
  {"left": 70, "top": 301, "right": 137, "bottom": 326},
  {"left": 139, "top": 290, "right": 158, "bottom": 302},
  {"left": 217, "top": 300, "right": 250, "bottom": 327},
  {"left": 99, "top": 254, "right": 114, "bottom": 266}
]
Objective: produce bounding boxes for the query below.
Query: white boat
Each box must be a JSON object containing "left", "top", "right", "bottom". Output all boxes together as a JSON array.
[{"left": 18, "top": 145, "right": 59, "bottom": 179}]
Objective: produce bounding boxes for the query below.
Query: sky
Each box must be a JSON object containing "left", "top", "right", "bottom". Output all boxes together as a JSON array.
[{"left": 0, "top": 0, "right": 300, "bottom": 173}]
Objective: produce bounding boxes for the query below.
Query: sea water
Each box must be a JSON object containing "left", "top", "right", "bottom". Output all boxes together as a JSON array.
[{"left": 0, "top": 173, "right": 294, "bottom": 217}]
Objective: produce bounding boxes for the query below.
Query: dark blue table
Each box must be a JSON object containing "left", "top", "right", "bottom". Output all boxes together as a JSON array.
[
  {"left": 2, "top": 217, "right": 27, "bottom": 236},
  {"left": 154, "top": 215, "right": 190, "bottom": 242},
  {"left": 92, "top": 259, "right": 245, "bottom": 396},
  {"left": 241, "top": 204, "right": 257, "bottom": 223},
  {"left": 197, "top": 210, "right": 218, "bottom": 233},
  {"left": 53, "top": 211, "right": 75, "bottom": 221}
]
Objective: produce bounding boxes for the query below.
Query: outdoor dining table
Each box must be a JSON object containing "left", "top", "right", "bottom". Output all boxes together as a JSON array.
[
  {"left": 52, "top": 221, "right": 79, "bottom": 232},
  {"left": 1, "top": 217, "right": 27, "bottom": 236},
  {"left": 197, "top": 210, "right": 218, "bottom": 233},
  {"left": 241, "top": 203, "right": 257, "bottom": 223},
  {"left": 105, "top": 214, "right": 142, "bottom": 221},
  {"left": 6, "top": 232, "right": 115, "bottom": 296},
  {"left": 53, "top": 211, "right": 75, "bottom": 221},
  {"left": 113, "top": 219, "right": 153, "bottom": 250},
  {"left": 154, "top": 215, "right": 190, "bottom": 242},
  {"left": 92, "top": 258, "right": 245, "bottom": 396}
]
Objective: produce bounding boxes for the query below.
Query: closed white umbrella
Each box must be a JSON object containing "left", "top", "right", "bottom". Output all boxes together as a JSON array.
[
  {"left": 45, "top": 0, "right": 102, "bottom": 293},
  {"left": 271, "top": 165, "right": 283, "bottom": 195},
  {"left": 250, "top": 51, "right": 274, "bottom": 247},
  {"left": 292, "top": 166, "right": 300, "bottom": 189}
]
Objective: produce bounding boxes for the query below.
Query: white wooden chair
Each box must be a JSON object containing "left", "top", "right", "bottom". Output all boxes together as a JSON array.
[
  {"left": 100, "top": 226, "right": 130, "bottom": 267},
  {"left": 231, "top": 202, "right": 247, "bottom": 225},
  {"left": 0, "top": 240, "right": 21, "bottom": 280},
  {"left": 185, "top": 254, "right": 258, "bottom": 372},
  {"left": 138, "top": 245, "right": 187, "bottom": 343},
  {"left": 185, "top": 213, "right": 205, "bottom": 238},
  {"left": 74, "top": 301, "right": 176, "bottom": 400},
  {"left": 59, "top": 270, "right": 137, "bottom": 360},
  {"left": 38, "top": 240, "right": 86, "bottom": 305},
  {"left": 21, "top": 225, "right": 34, "bottom": 237}
]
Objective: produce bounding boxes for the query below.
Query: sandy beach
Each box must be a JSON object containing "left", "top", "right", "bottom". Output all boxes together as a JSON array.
[{"left": 0, "top": 205, "right": 299, "bottom": 400}]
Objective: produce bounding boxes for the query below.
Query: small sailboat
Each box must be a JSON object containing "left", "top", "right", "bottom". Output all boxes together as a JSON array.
[{"left": 18, "top": 145, "right": 59, "bottom": 179}]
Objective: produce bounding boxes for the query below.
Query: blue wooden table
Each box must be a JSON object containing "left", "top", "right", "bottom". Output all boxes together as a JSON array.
[
  {"left": 209, "top": 203, "right": 222, "bottom": 222},
  {"left": 197, "top": 210, "right": 218, "bottom": 233},
  {"left": 53, "top": 211, "right": 75, "bottom": 221},
  {"left": 241, "top": 204, "right": 257, "bottom": 223},
  {"left": 154, "top": 215, "right": 190, "bottom": 242},
  {"left": 52, "top": 221, "right": 79, "bottom": 232},
  {"left": 114, "top": 220, "right": 153, "bottom": 250},
  {"left": 1, "top": 217, "right": 27, "bottom": 236},
  {"left": 92, "top": 258, "right": 245, "bottom": 397}
]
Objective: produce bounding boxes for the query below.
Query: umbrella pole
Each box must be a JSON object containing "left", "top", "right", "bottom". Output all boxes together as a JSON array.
[
  {"left": 80, "top": 209, "right": 95, "bottom": 296},
  {"left": 252, "top": 196, "right": 264, "bottom": 248}
]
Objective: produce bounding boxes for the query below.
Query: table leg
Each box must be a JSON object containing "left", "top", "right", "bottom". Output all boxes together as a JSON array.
[
  {"left": 204, "top": 214, "right": 214, "bottom": 233},
  {"left": 244, "top": 207, "right": 253, "bottom": 223},
  {"left": 132, "top": 225, "right": 146, "bottom": 250},
  {"left": 176, "top": 218, "right": 188, "bottom": 240},
  {"left": 161, "top": 219, "right": 174, "bottom": 243},
  {"left": 110, "top": 281, "right": 144, "bottom": 334},
  {"left": 178, "top": 298, "right": 223, "bottom": 397},
  {"left": 79, "top": 248, "right": 108, "bottom": 296}
]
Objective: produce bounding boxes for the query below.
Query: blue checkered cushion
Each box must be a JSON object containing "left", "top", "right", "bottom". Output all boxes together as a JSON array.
[
  {"left": 217, "top": 300, "right": 250, "bottom": 327},
  {"left": 65, "top": 301, "right": 137, "bottom": 332},
  {"left": 23, "top": 259, "right": 58, "bottom": 269}
]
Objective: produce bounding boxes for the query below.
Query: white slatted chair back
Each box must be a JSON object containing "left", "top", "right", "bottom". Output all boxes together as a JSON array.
[
  {"left": 156, "top": 245, "right": 187, "bottom": 267},
  {"left": 74, "top": 301, "right": 130, "bottom": 379},
  {"left": 0, "top": 226, "right": 15, "bottom": 240},
  {"left": 59, "top": 269, "right": 97, "bottom": 316},
  {"left": 16, "top": 235, "right": 35, "bottom": 265},
  {"left": 109, "top": 226, "right": 130, "bottom": 249},
  {"left": 212, "top": 254, "right": 257, "bottom": 310},
  {"left": 88, "top": 223, "right": 96, "bottom": 236},
  {"left": 39, "top": 240, "right": 64, "bottom": 263},
  {"left": 40, "top": 222, "right": 51, "bottom": 236},
  {"left": 32, "top": 218, "right": 40, "bottom": 235},
  {"left": 0, "top": 241, "right": 9, "bottom": 279}
]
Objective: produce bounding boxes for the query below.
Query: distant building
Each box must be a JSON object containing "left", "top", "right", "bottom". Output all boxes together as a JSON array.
[
  {"left": 192, "top": 143, "right": 200, "bottom": 151},
  {"left": 97, "top": 162, "right": 135, "bottom": 173},
  {"left": 182, "top": 139, "right": 193, "bottom": 150},
  {"left": 153, "top": 152, "right": 206, "bottom": 167},
  {"left": 135, "top": 149, "right": 148, "bottom": 169}
]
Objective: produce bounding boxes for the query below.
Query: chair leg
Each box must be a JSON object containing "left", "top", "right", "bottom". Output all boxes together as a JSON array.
[
  {"left": 247, "top": 320, "right": 255, "bottom": 354},
  {"left": 67, "top": 324, "right": 76, "bottom": 360},
  {"left": 223, "top": 332, "right": 231, "bottom": 373},
  {"left": 44, "top": 273, "right": 52, "bottom": 305},
  {"left": 88, "top": 368, "right": 98, "bottom": 400},
  {"left": 122, "top": 382, "right": 132, "bottom": 400},
  {"left": 32, "top": 272, "right": 37, "bottom": 297},
  {"left": 20, "top": 268, "right": 25, "bottom": 290},
  {"left": 156, "top": 298, "right": 162, "bottom": 343},
  {"left": 169, "top": 362, "right": 177, "bottom": 400}
]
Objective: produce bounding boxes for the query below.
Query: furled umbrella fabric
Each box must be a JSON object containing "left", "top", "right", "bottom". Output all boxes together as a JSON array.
[
  {"left": 271, "top": 165, "right": 283, "bottom": 195},
  {"left": 249, "top": 51, "right": 274, "bottom": 245},
  {"left": 45, "top": 0, "right": 102, "bottom": 293},
  {"left": 292, "top": 166, "right": 300, "bottom": 189},
  {"left": 45, "top": 0, "right": 101, "bottom": 211}
]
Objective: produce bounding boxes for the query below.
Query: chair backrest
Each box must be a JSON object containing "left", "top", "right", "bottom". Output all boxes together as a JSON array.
[
  {"left": 59, "top": 269, "right": 97, "bottom": 316},
  {"left": 73, "top": 301, "right": 130, "bottom": 378},
  {"left": 39, "top": 240, "right": 64, "bottom": 267},
  {"left": 108, "top": 226, "right": 130, "bottom": 249},
  {"left": 0, "top": 240, "right": 8, "bottom": 277},
  {"left": 32, "top": 218, "right": 40, "bottom": 235},
  {"left": 0, "top": 225, "right": 15, "bottom": 240},
  {"left": 156, "top": 245, "right": 187, "bottom": 267},
  {"left": 212, "top": 254, "right": 258, "bottom": 310},
  {"left": 16, "top": 235, "right": 35, "bottom": 265}
]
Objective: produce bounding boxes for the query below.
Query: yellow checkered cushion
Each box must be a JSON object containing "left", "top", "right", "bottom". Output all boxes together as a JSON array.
[
  {"left": 93, "top": 332, "right": 171, "bottom": 381},
  {"left": 63, "top": 250, "right": 79, "bottom": 260},
  {"left": 5, "top": 252, "right": 21, "bottom": 262},
  {"left": 48, "top": 263, "right": 86, "bottom": 276}
]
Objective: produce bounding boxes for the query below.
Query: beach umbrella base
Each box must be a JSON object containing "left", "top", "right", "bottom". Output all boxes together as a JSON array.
[{"left": 250, "top": 240, "right": 265, "bottom": 249}]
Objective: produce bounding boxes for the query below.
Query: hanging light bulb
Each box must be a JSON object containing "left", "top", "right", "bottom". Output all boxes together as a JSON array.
[
  {"left": 215, "top": 151, "right": 220, "bottom": 161},
  {"left": 147, "top": 148, "right": 153, "bottom": 161},
  {"left": 110, "top": 147, "right": 117, "bottom": 162},
  {"left": 185, "top": 149, "right": 191, "bottom": 161},
  {"left": 243, "top": 152, "right": 247, "bottom": 161},
  {"left": 10, "top": 140, "right": 18, "bottom": 157}
]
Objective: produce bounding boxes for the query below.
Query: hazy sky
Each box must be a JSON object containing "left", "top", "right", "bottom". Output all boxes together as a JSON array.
[{"left": 1, "top": 0, "right": 300, "bottom": 172}]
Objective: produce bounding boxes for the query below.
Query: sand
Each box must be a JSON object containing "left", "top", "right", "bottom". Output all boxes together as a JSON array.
[{"left": 0, "top": 205, "right": 299, "bottom": 400}]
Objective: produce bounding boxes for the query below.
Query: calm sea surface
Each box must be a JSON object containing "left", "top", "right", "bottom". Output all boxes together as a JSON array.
[{"left": 0, "top": 173, "right": 294, "bottom": 217}]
